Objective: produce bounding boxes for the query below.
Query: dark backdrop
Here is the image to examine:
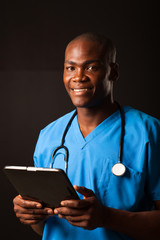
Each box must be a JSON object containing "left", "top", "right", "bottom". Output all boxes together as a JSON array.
[{"left": 0, "top": 1, "right": 159, "bottom": 239}]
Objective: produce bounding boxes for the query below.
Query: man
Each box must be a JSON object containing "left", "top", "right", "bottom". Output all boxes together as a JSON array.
[{"left": 13, "top": 32, "right": 160, "bottom": 239}]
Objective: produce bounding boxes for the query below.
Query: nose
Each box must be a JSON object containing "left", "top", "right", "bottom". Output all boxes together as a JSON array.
[{"left": 72, "top": 68, "right": 88, "bottom": 82}]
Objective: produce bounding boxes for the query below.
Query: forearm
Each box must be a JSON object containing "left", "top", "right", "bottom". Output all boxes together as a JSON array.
[
  {"left": 31, "top": 221, "right": 45, "bottom": 236},
  {"left": 103, "top": 207, "right": 160, "bottom": 239}
]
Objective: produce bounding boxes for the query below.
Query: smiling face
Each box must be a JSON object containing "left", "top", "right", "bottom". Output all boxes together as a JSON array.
[{"left": 63, "top": 38, "right": 116, "bottom": 108}]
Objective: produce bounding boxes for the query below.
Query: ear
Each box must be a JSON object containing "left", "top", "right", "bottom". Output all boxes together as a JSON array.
[{"left": 109, "top": 63, "right": 119, "bottom": 81}]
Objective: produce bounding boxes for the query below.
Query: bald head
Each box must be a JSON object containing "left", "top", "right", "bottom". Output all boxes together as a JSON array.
[{"left": 66, "top": 32, "right": 117, "bottom": 64}]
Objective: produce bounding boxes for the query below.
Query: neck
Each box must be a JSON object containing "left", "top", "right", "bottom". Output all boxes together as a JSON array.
[{"left": 76, "top": 100, "right": 118, "bottom": 138}]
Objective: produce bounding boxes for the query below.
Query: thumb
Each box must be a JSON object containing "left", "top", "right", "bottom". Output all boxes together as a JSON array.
[{"left": 74, "top": 185, "right": 95, "bottom": 198}]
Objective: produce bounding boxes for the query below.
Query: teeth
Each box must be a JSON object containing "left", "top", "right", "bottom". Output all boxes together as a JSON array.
[{"left": 73, "top": 89, "right": 88, "bottom": 92}]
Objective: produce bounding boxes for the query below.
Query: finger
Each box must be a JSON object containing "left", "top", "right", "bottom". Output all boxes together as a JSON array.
[
  {"left": 18, "top": 213, "right": 49, "bottom": 225},
  {"left": 13, "top": 195, "right": 42, "bottom": 209},
  {"left": 17, "top": 213, "right": 45, "bottom": 221},
  {"left": 67, "top": 220, "right": 89, "bottom": 229},
  {"left": 74, "top": 186, "right": 95, "bottom": 198},
  {"left": 20, "top": 219, "right": 43, "bottom": 225},
  {"left": 60, "top": 199, "right": 90, "bottom": 209},
  {"left": 54, "top": 207, "right": 86, "bottom": 216},
  {"left": 59, "top": 214, "right": 88, "bottom": 223},
  {"left": 16, "top": 208, "right": 53, "bottom": 225},
  {"left": 15, "top": 205, "right": 53, "bottom": 215}
]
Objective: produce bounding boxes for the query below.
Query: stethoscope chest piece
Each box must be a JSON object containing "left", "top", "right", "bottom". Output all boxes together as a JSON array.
[{"left": 112, "top": 163, "right": 126, "bottom": 176}]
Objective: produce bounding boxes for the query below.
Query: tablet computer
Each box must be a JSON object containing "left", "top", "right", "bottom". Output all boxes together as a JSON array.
[{"left": 3, "top": 166, "right": 79, "bottom": 208}]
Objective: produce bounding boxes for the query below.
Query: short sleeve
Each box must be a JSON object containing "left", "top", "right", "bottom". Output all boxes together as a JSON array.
[{"left": 147, "top": 119, "right": 160, "bottom": 200}]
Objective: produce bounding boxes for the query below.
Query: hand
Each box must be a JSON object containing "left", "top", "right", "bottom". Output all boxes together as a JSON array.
[
  {"left": 13, "top": 195, "right": 54, "bottom": 225},
  {"left": 54, "top": 186, "right": 105, "bottom": 230}
]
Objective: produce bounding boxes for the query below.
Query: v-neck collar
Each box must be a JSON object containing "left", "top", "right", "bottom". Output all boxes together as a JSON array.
[{"left": 72, "top": 107, "right": 125, "bottom": 149}]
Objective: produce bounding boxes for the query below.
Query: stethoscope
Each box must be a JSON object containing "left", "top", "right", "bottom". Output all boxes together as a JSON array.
[{"left": 50, "top": 103, "right": 126, "bottom": 177}]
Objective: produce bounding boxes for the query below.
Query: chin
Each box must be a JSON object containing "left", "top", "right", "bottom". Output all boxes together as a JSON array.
[
  {"left": 72, "top": 99, "right": 102, "bottom": 109},
  {"left": 70, "top": 94, "right": 107, "bottom": 109},
  {"left": 70, "top": 97, "right": 89, "bottom": 108},
  {"left": 72, "top": 102, "right": 89, "bottom": 108},
  {"left": 71, "top": 100, "right": 90, "bottom": 108}
]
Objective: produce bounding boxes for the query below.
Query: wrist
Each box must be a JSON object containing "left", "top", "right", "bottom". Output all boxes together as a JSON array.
[
  {"left": 31, "top": 220, "right": 45, "bottom": 236},
  {"left": 100, "top": 206, "right": 111, "bottom": 228}
]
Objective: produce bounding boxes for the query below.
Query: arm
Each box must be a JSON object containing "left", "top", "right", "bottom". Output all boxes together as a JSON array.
[
  {"left": 13, "top": 195, "right": 54, "bottom": 236},
  {"left": 104, "top": 201, "right": 160, "bottom": 239},
  {"left": 54, "top": 186, "right": 160, "bottom": 240}
]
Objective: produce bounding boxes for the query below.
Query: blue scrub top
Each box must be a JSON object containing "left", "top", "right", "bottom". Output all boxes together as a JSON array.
[{"left": 34, "top": 106, "right": 160, "bottom": 240}]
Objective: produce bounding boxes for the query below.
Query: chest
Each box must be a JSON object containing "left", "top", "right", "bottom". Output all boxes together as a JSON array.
[{"left": 37, "top": 116, "right": 148, "bottom": 211}]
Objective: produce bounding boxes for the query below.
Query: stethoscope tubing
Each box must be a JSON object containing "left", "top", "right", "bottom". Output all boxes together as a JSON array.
[
  {"left": 50, "top": 103, "right": 126, "bottom": 176},
  {"left": 50, "top": 111, "right": 77, "bottom": 172},
  {"left": 116, "top": 102, "right": 125, "bottom": 164}
]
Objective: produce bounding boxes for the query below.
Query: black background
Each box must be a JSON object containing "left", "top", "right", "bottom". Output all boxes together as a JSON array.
[{"left": 0, "top": 0, "right": 159, "bottom": 239}]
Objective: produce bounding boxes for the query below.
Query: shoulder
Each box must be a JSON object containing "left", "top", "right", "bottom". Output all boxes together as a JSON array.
[
  {"left": 124, "top": 106, "right": 160, "bottom": 126},
  {"left": 123, "top": 106, "right": 160, "bottom": 140},
  {"left": 40, "top": 109, "right": 76, "bottom": 137}
]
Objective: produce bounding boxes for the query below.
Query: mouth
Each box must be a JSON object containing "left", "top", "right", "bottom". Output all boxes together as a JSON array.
[
  {"left": 71, "top": 87, "right": 93, "bottom": 92},
  {"left": 70, "top": 87, "right": 93, "bottom": 95},
  {"left": 73, "top": 88, "right": 88, "bottom": 92}
]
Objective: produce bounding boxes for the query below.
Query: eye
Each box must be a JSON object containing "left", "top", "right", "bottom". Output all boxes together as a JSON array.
[
  {"left": 66, "top": 66, "right": 75, "bottom": 71},
  {"left": 86, "top": 65, "right": 98, "bottom": 72}
]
